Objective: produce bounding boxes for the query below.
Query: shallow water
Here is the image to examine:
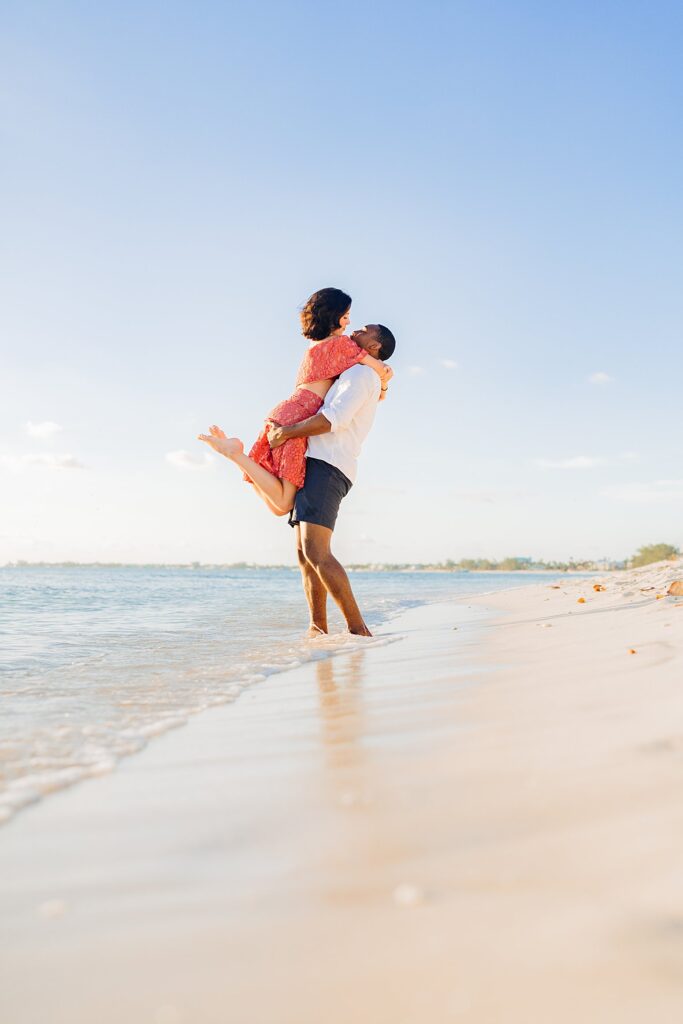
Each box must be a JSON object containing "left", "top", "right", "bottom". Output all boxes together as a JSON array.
[{"left": 0, "top": 566, "right": 557, "bottom": 824}]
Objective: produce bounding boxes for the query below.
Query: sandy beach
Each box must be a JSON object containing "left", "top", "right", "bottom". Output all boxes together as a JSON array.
[{"left": 2, "top": 562, "right": 683, "bottom": 1023}]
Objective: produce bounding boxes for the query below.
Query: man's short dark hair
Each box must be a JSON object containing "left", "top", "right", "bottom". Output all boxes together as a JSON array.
[{"left": 376, "top": 324, "right": 396, "bottom": 361}]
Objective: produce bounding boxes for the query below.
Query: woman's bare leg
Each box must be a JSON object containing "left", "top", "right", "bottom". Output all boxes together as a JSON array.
[
  {"left": 198, "top": 425, "right": 297, "bottom": 514},
  {"left": 246, "top": 479, "right": 291, "bottom": 517}
]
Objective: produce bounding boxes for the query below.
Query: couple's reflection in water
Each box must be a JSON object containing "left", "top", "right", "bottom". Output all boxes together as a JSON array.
[
  {"left": 313, "top": 646, "right": 409, "bottom": 900},
  {"left": 315, "top": 648, "right": 368, "bottom": 774}
]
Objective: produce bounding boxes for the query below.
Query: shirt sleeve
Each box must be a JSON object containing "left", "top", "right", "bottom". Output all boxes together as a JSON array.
[
  {"left": 296, "top": 336, "right": 365, "bottom": 386},
  {"left": 335, "top": 335, "right": 366, "bottom": 367},
  {"left": 321, "top": 366, "right": 379, "bottom": 433},
  {"left": 316, "top": 335, "right": 365, "bottom": 379}
]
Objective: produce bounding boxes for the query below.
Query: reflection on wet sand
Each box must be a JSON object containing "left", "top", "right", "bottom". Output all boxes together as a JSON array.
[
  {"left": 314, "top": 648, "right": 421, "bottom": 906},
  {"left": 316, "top": 649, "right": 367, "bottom": 771}
]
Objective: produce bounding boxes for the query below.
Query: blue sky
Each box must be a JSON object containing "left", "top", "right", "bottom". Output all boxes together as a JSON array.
[{"left": 1, "top": 1, "right": 682, "bottom": 564}]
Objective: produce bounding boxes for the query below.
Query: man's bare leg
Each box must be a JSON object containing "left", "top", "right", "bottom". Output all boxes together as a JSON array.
[
  {"left": 300, "top": 522, "right": 372, "bottom": 636},
  {"left": 294, "top": 525, "right": 328, "bottom": 636},
  {"left": 197, "top": 426, "right": 296, "bottom": 514}
]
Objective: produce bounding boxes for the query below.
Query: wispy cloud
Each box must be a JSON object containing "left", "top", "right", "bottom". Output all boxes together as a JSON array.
[
  {"left": 407, "top": 365, "right": 426, "bottom": 376},
  {"left": 536, "top": 451, "right": 638, "bottom": 471},
  {"left": 588, "top": 372, "right": 613, "bottom": 385},
  {"left": 440, "top": 359, "right": 458, "bottom": 370},
  {"left": 165, "top": 449, "right": 214, "bottom": 470},
  {"left": 26, "top": 420, "right": 63, "bottom": 438},
  {"left": 452, "top": 489, "right": 498, "bottom": 504},
  {"left": 536, "top": 455, "right": 605, "bottom": 470},
  {"left": 0, "top": 453, "right": 85, "bottom": 471},
  {"left": 452, "top": 488, "right": 530, "bottom": 504},
  {"left": 603, "top": 479, "right": 683, "bottom": 504}
]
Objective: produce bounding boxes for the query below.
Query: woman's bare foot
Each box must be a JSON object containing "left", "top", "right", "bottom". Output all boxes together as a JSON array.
[{"left": 197, "top": 425, "right": 244, "bottom": 460}]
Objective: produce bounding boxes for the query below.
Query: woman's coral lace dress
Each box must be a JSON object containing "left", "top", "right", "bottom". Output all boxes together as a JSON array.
[{"left": 245, "top": 335, "right": 365, "bottom": 489}]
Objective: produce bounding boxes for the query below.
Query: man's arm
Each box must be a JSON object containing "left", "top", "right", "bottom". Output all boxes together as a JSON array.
[
  {"left": 268, "top": 368, "right": 378, "bottom": 449},
  {"left": 267, "top": 412, "right": 331, "bottom": 449}
]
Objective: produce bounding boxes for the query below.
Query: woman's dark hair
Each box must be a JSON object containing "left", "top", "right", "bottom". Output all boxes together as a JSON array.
[
  {"left": 376, "top": 324, "right": 396, "bottom": 361},
  {"left": 300, "top": 287, "right": 352, "bottom": 340}
]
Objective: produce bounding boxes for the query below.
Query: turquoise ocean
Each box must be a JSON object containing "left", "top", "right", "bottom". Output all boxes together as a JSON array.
[{"left": 0, "top": 566, "right": 557, "bottom": 825}]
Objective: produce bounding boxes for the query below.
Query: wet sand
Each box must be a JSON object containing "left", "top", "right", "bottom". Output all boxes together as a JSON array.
[{"left": 2, "top": 564, "right": 683, "bottom": 1023}]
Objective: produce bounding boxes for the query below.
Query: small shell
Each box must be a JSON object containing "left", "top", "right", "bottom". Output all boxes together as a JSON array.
[
  {"left": 392, "top": 883, "right": 424, "bottom": 907},
  {"left": 38, "top": 899, "right": 67, "bottom": 919}
]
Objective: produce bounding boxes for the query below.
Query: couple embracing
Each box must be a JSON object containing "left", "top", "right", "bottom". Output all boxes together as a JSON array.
[{"left": 199, "top": 288, "right": 396, "bottom": 638}]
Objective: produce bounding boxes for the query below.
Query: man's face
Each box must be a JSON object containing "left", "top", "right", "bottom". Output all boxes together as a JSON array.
[{"left": 351, "top": 325, "right": 382, "bottom": 359}]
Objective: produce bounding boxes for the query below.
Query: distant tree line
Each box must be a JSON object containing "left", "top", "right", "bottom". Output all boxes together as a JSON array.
[
  {"left": 629, "top": 543, "right": 680, "bottom": 568},
  {"left": 347, "top": 544, "right": 681, "bottom": 572},
  {"left": 4, "top": 544, "right": 680, "bottom": 572}
]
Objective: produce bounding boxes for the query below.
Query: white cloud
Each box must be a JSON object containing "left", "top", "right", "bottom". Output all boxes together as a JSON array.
[
  {"left": 440, "top": 359, "right": 458, "bottom": 370},
  {"left": 407, "top": 365, "right": 426, "bottom": 376},
  {"left": 0, "top": 453, "right": 85, "bottom": 471},
  {"left": 603, "top": 480, "right": 683, "bottom": 504},
  {"left": 26, "top": 420, "right": 63, "bottom": 438},
  {"left": 537, "top": 452, "right": 638, "bottom": 471},
  {"left": 453, "top": 489, "right": 497, "bottom": 504},
  {"left": 588, "top": 372, "right": 613, "bottom": 385},
  {"left": 536, "top": 455, "right": 605, "bottom": 470},
  {"left": 452, "top": 489, "right": 529, "bottom": 504},
  {"left": 165, "top": 449, "right": 214, "bottom": 470}
]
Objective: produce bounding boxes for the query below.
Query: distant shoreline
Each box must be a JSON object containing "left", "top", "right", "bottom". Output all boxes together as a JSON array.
[{"left": 1, "top": 562, "right": 614, "bottom": 574}]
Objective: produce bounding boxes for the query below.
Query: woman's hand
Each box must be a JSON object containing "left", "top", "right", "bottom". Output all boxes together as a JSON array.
[{"left": 378, "top": 364, "right": 393, "bottom": 401}]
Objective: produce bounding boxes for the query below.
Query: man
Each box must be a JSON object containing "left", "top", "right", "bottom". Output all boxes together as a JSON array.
[{"left": 267, "top": 324, "right": 396, "bottom": 638}]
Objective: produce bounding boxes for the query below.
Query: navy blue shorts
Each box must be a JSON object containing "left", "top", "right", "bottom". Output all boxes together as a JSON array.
[{"left": 288, "top": 458, "right": 352, "bottom": 532}]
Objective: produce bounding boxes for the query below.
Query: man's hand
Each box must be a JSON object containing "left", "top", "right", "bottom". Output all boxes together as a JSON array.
[
  {"left": 267, "top": 411, "right": 332, "bottom": 445},
  {"left": 267, "top": 420, "right": 288, "bottom": 449}
]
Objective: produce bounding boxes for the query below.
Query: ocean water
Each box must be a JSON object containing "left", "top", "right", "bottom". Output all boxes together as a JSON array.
[{"left": 0, "top": 566, "right": 557, "bottom": 824}]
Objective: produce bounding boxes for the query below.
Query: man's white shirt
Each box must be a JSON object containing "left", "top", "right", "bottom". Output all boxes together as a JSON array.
[{"left": 306, "top": 364, "right": 380, "bottom": 484}]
